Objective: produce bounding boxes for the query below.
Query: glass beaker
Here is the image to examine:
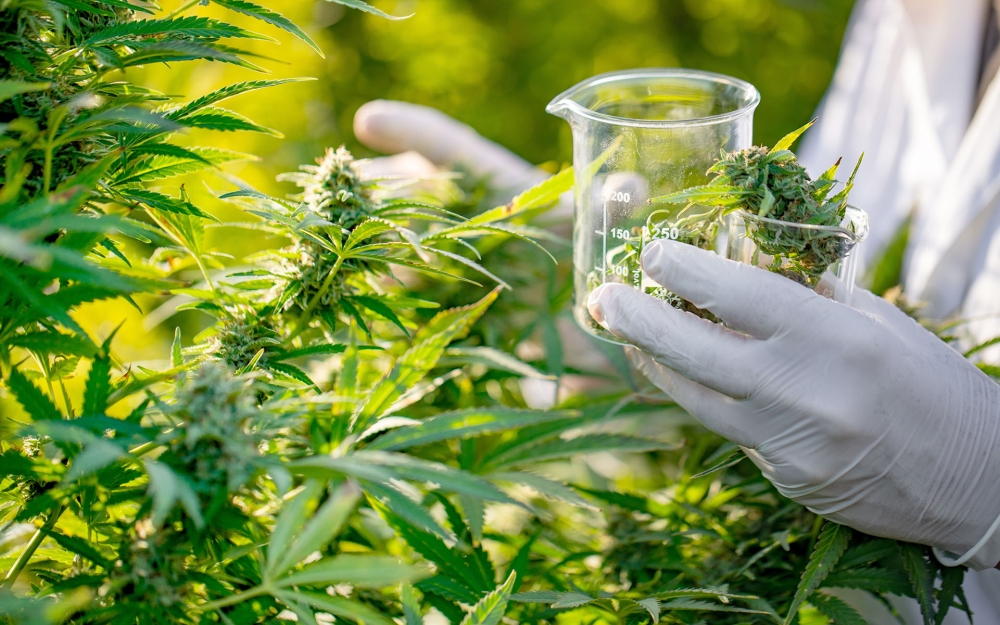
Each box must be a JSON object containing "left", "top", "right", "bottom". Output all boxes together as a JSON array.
[
  {"left": 547, "top": 69, "right": 760, "bottom": 343},
  {"left": 726, "top": 207, "right": 870, "bottom": 305}
]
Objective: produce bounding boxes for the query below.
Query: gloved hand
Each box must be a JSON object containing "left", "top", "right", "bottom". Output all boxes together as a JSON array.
[
  {"left": 588, "top": 238, "right": 1000, "bottom": 570},
  {"left": 354, "top": 100, "right": 553, "bottom": 195}
]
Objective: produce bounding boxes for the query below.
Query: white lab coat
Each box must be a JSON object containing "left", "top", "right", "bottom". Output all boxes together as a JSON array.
[{"left": 798, "top": 0, "right": 1000, "bottom": 621}]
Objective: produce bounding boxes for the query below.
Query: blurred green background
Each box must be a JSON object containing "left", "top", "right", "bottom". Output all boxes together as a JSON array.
[
  {"left": 319, "top": 0, "right": 856, "bottom": 163},
  {"left": 68, "top": 0, "right": 857, "bottom": 382}
]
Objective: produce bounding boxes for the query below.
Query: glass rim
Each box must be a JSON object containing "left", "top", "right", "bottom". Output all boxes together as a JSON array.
[
  {"left": 734, "top": 206, "right": 869, "bottom": 243},
  {"left": 546, "top": 68, "right": 761, "bottom": 129}
]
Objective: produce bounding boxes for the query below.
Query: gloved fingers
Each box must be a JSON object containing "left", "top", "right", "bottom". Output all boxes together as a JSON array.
[
  {"left": 627, "top": 349, "right": 761, "bottom": 448},
  {"left": 353, "top": 100, "right": 546, "bottom": 190},
  {"left": 588, "top": 282, "right": 761, "bottom": 399},
  {"left": 354, "top": 151, "right": 439, "bottom": 180},
  {"left": 849, "top": 287, "right": 935, "bottom": 343},
  {"left": 640, "top": 239, "right": 824, "bottom": 339}
]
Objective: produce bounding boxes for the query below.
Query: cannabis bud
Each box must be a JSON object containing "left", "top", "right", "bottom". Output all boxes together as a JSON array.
[
  {"left": 163, "top": 363, "right": 263, "bottom": 494},
  {"left": 652, "top": 121, "right": 862, "bottom": 288},
  {"left": 282, "top": 145, "right": 377, "bottom": 229},
  {"left": 272, "top": 146, "right": 383, "bottom": 320},
  {"left": 210, "top": 306, "right": 280, "bottom": 371}
]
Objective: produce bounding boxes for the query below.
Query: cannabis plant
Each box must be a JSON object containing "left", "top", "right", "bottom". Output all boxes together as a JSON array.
[
  {"left": 651, "top": 121, "right": 864, "bottom": 288},
  {"left": 0, "top": 1, "right": 989, "bottom": 624}
]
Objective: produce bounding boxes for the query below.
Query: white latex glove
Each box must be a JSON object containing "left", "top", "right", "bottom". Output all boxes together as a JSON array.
[
  {"left": 588, "top": 238, "right": 1000, "bottom": 570},
  {"left": 354, "top": 100, "right": 551, "bottom": 194}
]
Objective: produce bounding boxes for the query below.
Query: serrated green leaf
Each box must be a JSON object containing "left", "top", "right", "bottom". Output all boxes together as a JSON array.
[
  {"left": 167, "top": 78, "right": 314, "bottom": 119},
  {"left": 900, "top": 543, "right": 935, "bottom": 625},
  {"left": 935, "top": 565, "right": 965, "bottom": 625},
  {"left": 468, "top": 168, "right": 572, "bottom": 226},
  {"left": 355, "top": 288, "right": 499, "bottom": 429},
  {"left": 269, "top": 481, "right": 360, "bottom": 579},
  {"left": 267, "top": 482, "right": 323, "bottom": 577},
  {"left": 552, "top": 592, "right": 595, "bottom": 609},
  {"left": 279, "top": 591, "right": 396, "bottom": 625},
  {"left": 401, "top": 584, "right": 422, "bottom": 625},
  {"left": 349, "top": 295, "right": 409, "bottom": 336},
  {"left": 511, "top": 590, "right": 563, "bottom": 603},
  {"left": 368, "top": 408, "right": 572, "bottom": 451},
  {"left": 784, "top": 522, "right": 851, "bottom": 625},
  {"left": 661, "top": 598, "right": 768, "bottom": 614},
  {"left": 82, "top": 356, "right": 111, "bottom": 415},
  {"left": 328, "top": 0, "right": 412, "bottom": 20},
  {"left": 276, "top": 554, "right": 424, "bottom": 589},
  {"left": 810, "top": 592, "right": 867, "bottom": 625},
  {"left": 81, "top": 16, "right": 271, "bottom": 46},
  {"left": 47, "top": 531, "right": 113, "bottom": 570},
  {"left": 821, "top": 568, "right": 911, "bottom": 596},
  {"left": 772, "top": 119, "right": 815, "bottom": 152},
  {"left": 7, "top": 367, "right": 62, "bottom": 421},
  {"left": 117, "top": 41, "right": 264, "bottom": 71},
  {"left": 367, "top": 485, "right": 456, "bottom": 545},
  {"left": 210, "top": 0, "right": 323, "bottom": 57},
  {"left": 460, "top": 571, "right": 516, "bottom": 625},
  {"left": 176, "top": 106, "right": 282, "bottom": 136},
  {"left": 488, "top": 471, "right": 595, "bottom": 509},
  {"left": 691, "top": 449, "right": 747, "bottom": 478},
  {"left": 488, "top": 434, "right": 676, "bottom": 470},
  {"left": 5, "top": 332, "right": 98, "bottom": 358},
  {"left": 637, "top": 598, "right": 660, "bottom": 623},
  {"left": 441, "top": 346, "right": 554, "bottom": 380}
]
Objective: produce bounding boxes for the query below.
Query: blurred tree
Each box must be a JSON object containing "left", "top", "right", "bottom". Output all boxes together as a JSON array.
[{"left": 320, "top": 0, "right": 856, "bottom": 165}]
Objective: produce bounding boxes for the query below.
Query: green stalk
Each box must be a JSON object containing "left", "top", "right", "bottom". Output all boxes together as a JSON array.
[
  {"left": 129, "top": 441, "right": 158, "bottom": 457},
  {"left": 289, "top": 255, "right": 345, "bottom": 339},
  {"left": 42, "top": 146, "right": 53, "bottom": 194},
  {"left": 199, "top": 585, "right": 270, "bottom": 611},
  {"left": 165, "top": 0, "right": 201, "bottom": 18},
  {"left": 2, "top": 504, "right": 65, "bottom": 589}
]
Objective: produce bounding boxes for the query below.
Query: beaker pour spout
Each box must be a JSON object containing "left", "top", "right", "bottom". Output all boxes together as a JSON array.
[{"left": 545, "top": 97, "right": 575, "bottom": 121}]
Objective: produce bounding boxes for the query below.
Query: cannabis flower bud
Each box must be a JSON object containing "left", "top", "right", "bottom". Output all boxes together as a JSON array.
[
  {"left": 210, "top": 306, "right": 280, "bottom": 371},
  {"left": 271, "top": 146, "right": 382, "bottom": 319},
  {"left": 285, "top": 145, "right": 377, "bottom": 229},
  {"left": 654, "top": 121, "right": 862, "bottom": 288},
  {"left": 165, "top": 363, "right": 263, "bottom": 494},
  {"left": 709, "top": 145, "right": 831, "bottom": 225}
]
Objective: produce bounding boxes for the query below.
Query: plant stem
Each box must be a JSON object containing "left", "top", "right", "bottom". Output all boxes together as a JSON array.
[
  {"left": 199, "top": 585, "right": 270, "bottom": 611},
  {"left": 289, "top": 255, "right": 345, "bottom": 340},
  {"left": 129, "top": 441, "right": 158, "bottom": 457},
  {"left": 42, "top": 147, "right": 53, "bottom": 194},
  {"left": 2, "top": 504, "right": 65, "bottom": 589},
  {"left": 165, "top": 0, "right": 201, "bottom": 18}
]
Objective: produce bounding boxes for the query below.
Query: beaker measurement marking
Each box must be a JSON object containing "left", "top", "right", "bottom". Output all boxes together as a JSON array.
[
  {"left": 610, "top": 264, "right": 628, "bottom": 277},
  {"left": 649, "top": 226, "right": 681, "bottom": 241},
  {"left": 601, "top": 199, "right": 609, "bottom": 283},
  {"left": 609, "top": 228, "right": 632, "bottom": 240},
  {"left": 607, "top": 191, "right": 631, "bottom": 203}
]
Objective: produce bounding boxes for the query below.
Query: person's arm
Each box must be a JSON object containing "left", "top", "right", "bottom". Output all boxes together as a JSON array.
[{"left": 588, "top": 239, "right": 1000, "bottom": 569}]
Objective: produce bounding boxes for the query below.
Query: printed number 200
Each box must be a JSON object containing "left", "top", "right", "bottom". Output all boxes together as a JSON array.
[{"left": 608, "top": 192, "right": 631, "bottom": 202}]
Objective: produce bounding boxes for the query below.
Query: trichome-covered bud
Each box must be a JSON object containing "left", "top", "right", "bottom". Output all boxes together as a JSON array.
[
  {"left": 286, "top": 145, "right": 377, "bottom": 229},
  {"left": 165, "top": 362, "right": 263, "bottom": 493},
  {"left": 210, "top": 306, "right": 280, "bottom": 371}
]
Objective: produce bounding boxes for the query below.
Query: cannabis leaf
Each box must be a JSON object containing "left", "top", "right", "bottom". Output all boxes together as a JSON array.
[
  {"left": 461, "top": 572, "right": 517, "bottom": 625},
  {"left": 784, "top": 522, "right": 851, "bottom": 625}
]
